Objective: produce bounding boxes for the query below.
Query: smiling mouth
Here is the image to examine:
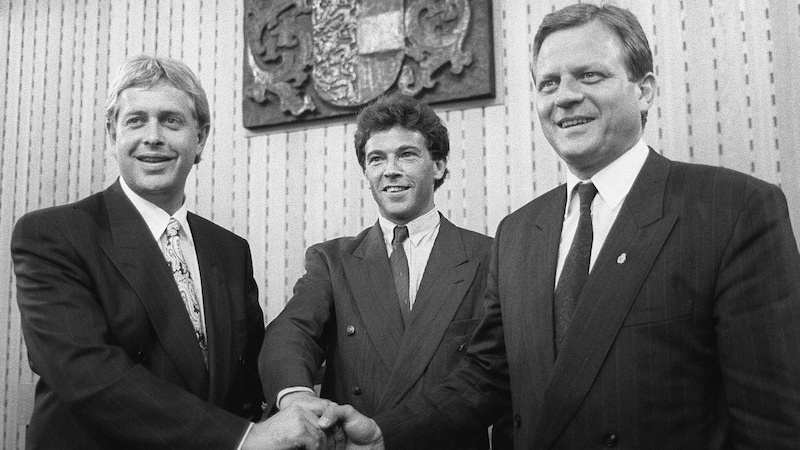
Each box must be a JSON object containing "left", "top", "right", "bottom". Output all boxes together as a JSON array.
[
  {"left": 558, "top": 118, "right": 594, "bottom": 128},
  {"left": 383, "top": 186, "right": 409, "bottom": 193},
  {"left": 137, "top": 155, "right": 173, "bottom": 163}
]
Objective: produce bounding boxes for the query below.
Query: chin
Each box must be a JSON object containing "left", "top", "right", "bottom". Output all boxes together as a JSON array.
[
  {"left": 384, "top": 210, "right": 411, "bottom": 224},
  {"left": 556, "top": 143, "right": 596, "bottom": 159}
]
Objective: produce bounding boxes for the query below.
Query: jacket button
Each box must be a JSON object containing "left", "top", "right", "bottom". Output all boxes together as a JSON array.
[
  {"left": 602, "top": 432, "right": 618, "bottom": 447},
  {"left": 345, "top": 325, "right": 356, "bottom": 336},
  {"left": 513, "top": 414, "right": 521, "bottom": 428},
  {"left": 457, "top": 343, "right": 467, "bottom": 352},
  {"left": 135, "top": 350, "right": 147, "bottom": 363},
  {"left": 353, "top": 386, "right": 362, "bottom": 395},
  {"left": 238, "top": 356, "right": 247, "bottom": 366}
]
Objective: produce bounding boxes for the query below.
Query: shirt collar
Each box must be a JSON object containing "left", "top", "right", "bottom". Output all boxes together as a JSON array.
[
  {"left": 119, "top": 177, "right": 191, "bottom": 242},
  {"left": 378, "top": 207, "right": 440, "bottom": 247},
  {"left": 565, "top": 138, "right": 649, "bottom": 213}
]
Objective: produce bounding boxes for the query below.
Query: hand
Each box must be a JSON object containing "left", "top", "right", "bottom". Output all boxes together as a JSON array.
[
  {"left": 281, "top": 391, "right": 335, "bottom": 416},
  {"left": 281, "top": 392, "right": 344, "bottom": 449},
  {"left": 318, "top": 404, "right": 384, "bottom": 450},
  {"left": 243, "top": 404, "right": 327, "bottom": 450}
]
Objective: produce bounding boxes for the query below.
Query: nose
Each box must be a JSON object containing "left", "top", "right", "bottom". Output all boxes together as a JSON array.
[
  {"left": 383, "top": 155, "right": 402, "bottom": 177},
  {"left": 554, "top": 77, "right": 584, "bottom": 108},
  {"left": 143, "top": 120, "right": 164, "bottom": 146}
]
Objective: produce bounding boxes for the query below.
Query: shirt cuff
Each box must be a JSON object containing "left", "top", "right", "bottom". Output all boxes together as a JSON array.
[
  {"left": 236, "top": 422, "right": 255, "bottom": 450},
  {"left": 276, "top": 386, "right": 317, "bottom": 409}
]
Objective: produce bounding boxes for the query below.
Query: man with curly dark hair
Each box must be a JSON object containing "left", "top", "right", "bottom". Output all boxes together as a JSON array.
[{"left": 260, "top": 93, "right": 510, "bottom": 450}]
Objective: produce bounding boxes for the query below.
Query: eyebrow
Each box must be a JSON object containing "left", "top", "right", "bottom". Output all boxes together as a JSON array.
[
  {"left": 393, "top": 145, "right": 422, "bottom": 153},
  {"left": 124, "top": 110, "right": 194, "bottom": 124},
  {"left": 367, "top": 144, "right": 420, "bottom": 155}
]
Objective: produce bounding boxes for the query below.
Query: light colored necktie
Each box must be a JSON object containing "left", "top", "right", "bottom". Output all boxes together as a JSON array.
[
  {"left": 553, "top": 182, "right": 598, "bottom": 356},
  {"left": 391, "top": 225, "right": 411, "bottom": 327},
  {"left": 164, "top": 218, "right": 208, "bottom": 366}
]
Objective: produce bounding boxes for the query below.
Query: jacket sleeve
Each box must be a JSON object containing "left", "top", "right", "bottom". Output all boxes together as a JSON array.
[
  {"left": 259, "top": 244, "right": 333, "bottom": 410},
  {"left": 713, "top": 181, "right": 800, "bottom": 446},
  {"left": 230, "top": 239, "right": 267, "bottom": 420},
  {"left": 11, "top": 210, "right": 250, "bottom": 449}
]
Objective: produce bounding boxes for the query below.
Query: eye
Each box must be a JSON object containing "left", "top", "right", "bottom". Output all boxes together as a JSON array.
[
  {"left": 164, "top": 116, "right": 183, "bottom": 128},
  {"left": 124, "top": 117, "right": 144, "bottom": 127},
  {"left": 580, "top": 71, "right": 603, "bottom": 82},
  {"left": 537, "top": 79, "right": 558, "bottom": 93},
  {"left": 367, "top": 155, "right": 384, "bottom": 165}
]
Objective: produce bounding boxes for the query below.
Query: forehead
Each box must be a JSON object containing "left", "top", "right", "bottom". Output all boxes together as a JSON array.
[
  {"left": 534, "top": 20, "right": 625, "bottom": 74},
  {"left": 117, "top": 82, "right": 194, "bottom": 115},
  {"left": 365, "top": 126, "right": 428, "bottom": 152}
]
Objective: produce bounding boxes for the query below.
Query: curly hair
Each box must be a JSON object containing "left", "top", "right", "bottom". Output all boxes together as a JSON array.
[{"left": 354, "top": 94, "right": 449, "bottom": 190}]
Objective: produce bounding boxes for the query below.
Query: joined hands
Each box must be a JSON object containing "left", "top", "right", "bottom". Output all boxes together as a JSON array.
[{"left": 242, "top": 392, "right": 384, "bottom": 450}]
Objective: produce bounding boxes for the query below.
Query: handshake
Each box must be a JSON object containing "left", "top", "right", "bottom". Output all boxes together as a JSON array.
[{"left": 242, "top": 392, "right": 385, "bottom": 450}]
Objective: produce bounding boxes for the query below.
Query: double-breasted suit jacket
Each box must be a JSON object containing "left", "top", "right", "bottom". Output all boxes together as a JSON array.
[
  {"left": 376, "top": 150, "right": 800, "bottom": 449},
  {"left": 260, "top": 215, "right": 498, "bottom": 449},
  {"left": 11, "top": 180, "right": 265, "bottom": 449}
]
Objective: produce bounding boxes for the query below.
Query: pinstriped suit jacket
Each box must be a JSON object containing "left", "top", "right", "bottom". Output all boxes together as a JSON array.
[
  {"left": 11, "top": 180, "right": 264, "bottom": 449},
  {"left": 376, "top": 150, "right": 800, "bottom": 449}
]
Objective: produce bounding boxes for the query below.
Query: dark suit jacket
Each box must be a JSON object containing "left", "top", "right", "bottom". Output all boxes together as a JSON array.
[
  {"left": 376, "top": 150, "right": 800, "bottom": 449},
  {"left": 260, "top": 215, "right": 504, "bottom": 449},
  {"left": 11, "top": 180, "right": 265, "bottom": 449}
]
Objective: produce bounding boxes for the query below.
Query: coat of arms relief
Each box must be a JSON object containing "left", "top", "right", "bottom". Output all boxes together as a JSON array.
[{"left": 244, "top": 0, "right": 494, "bottom": 128}]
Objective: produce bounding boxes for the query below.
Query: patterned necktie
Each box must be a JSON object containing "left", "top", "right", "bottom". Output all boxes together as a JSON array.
[
  {"left": 553, "top": 182, "right": 598, "bottom": 355},
  {"left": 391, "top": 226, "right": 411, "bottom": 326},
  {"left": 163, "top": 218, "right": 208, "bottom": 367}
]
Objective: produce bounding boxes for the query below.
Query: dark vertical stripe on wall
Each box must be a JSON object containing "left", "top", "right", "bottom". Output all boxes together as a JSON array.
[{"left": 1, "top": 1, "right": 798, "bottom": 448}]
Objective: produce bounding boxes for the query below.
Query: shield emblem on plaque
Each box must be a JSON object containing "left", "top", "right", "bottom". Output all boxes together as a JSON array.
[
  {"left": 312, "top": 0, "right": 405, "bottom": 107},
  {"left": 243, "top": 0, "right": 494, "bottom": 128}
]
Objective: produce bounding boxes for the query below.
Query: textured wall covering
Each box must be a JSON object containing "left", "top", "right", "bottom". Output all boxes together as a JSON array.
[{"left": 1, "top": 0, "right": 799, "bottom": 447}]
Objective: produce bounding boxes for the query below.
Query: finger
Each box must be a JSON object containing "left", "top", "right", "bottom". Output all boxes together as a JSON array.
[
  {"left": 290, "top": 397, "right": 335, "bottom": 419},
  {"left": 302, "top": 397, "right": 334, "bottom": 416},
  {"left": 318, "top": 425, "right": 327, "bottom": 450},
  {"left": 298, "top": 402, "right": 327, "bottom": 426},
  {"left": 332, "top": 424, "right": 346, "bottom": 449},
  {"left": 299, "top": 420, "right": 326, "bottom": 450},
  {"left": 324, "top": 427, "right": 338, "bottom": 450},
  {"left": 318, "top": 404, "right": 349, "bottom": 429}
]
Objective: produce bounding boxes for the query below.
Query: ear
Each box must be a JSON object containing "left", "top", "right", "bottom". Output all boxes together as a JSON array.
[
  {"left": 106, "top": 121, "right": 117, "bottom": 145},
  {"left": 194, "top": 124, "right": 210, "bottom": 164},
  {"left": 637, "top": 72, "right": 656, "bottom": 112},
  {"left": 433, "top": 157, "right": 447, "bottom": 181}
]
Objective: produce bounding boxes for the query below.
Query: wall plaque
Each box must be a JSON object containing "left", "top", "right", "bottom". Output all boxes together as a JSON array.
[{"left": 243, "top": 0, "right": 495, "bottom": 129}]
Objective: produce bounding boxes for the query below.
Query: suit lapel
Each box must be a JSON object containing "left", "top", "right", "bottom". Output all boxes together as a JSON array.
[
  {"left": 377, "top": 217, "right": 478, "bottom": 410},
  {"left": 190, "top": 213, "right": 232, "bottom": 405},
  {"left": 533, "top": 151, "right": 678, "bottom": 446},
  {"left": 342, "top": 223, "right": 405, "bottom": 371},
  {"left": 526, "top": 190, "right": 566, "bottom": 401},
  {"left": 99, "top": 181, "right": 209, "bottom": 398}
]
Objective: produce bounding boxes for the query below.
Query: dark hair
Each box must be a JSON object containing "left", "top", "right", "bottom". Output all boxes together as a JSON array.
[
  {"left": 354, "top": 94, "right": 449, "bottom": 190},
  {"left": 106, "top": 54, "right": 210, "bottom": 130},
  {"left": 533, "top": 4, "right": 652, "bottom": 126}
]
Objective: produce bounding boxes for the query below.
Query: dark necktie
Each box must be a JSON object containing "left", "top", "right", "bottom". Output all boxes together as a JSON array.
[
  {"left": 163, "top": 218, "right": 208, "bottom": 367},
  {"left": 553, "top": 182, "right": 598, "bottom": 355},
  {"left": 390, "top": 226, "right": 410, "bottom": 326}
]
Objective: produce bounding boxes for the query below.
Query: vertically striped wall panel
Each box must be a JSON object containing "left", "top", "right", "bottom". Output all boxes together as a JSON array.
[{"left": 2, "top": 0, "right": 798, "bottom": 447}]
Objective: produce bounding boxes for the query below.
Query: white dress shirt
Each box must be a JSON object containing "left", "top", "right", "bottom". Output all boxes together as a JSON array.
[
  {"left": 555, "top": 139, "right": 650, "bottom": 285},
  {"left": 119, "top": 177, "right": 207, "bottom": 335},
  {"left": 378, "top": 207, "right": 441, "bottom": 310}
]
